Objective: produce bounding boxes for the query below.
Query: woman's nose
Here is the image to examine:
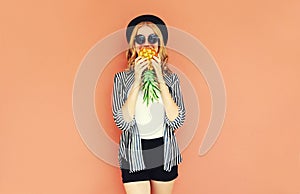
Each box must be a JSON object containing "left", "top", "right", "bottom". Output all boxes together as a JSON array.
[{"left": 144, "top": 40, "right": 150, "bottom": 46}]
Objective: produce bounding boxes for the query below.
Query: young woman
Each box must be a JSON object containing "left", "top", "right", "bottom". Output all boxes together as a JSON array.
[{"left": 112, "top": 14, "right": 186, "bottom": 194}]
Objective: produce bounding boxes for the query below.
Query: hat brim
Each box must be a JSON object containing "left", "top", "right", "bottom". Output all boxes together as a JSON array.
[{"left": 126, "top": 14, "right": 168, "bottom": 46}]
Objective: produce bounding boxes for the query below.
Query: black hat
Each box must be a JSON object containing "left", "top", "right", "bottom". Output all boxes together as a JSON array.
[{"left": 126, "top": 14, "right": 168, "bottom": 46}]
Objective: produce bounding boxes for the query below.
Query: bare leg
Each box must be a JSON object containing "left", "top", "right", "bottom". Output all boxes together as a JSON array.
[
  {"left": 150, "top": 179, "right": 175, "bottom": 194},
  {"left": 123, "top": 180, "right": 151, "bottom": 194}
]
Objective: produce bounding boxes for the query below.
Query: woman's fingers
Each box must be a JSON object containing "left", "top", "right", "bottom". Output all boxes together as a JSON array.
[
  {"left": 135, "top": 58, "right": 146, "bottom": 68},
  {"left": 151, "top": 59, "right": 160, "bottom": 71},
  {"left": 150, "top": 57, "right": 164, "bottom": 81},
  {"left": 135, "top": 56, "right": 147, "bottom": 64},
  {"left": 152, "top": 55, "right": 159, "bottom": 62},
  {"left": 134, "top": 57, "right": 150, "bottom": 83},
  {"left": 136, "top": 60, "right": 148, "bottom": 72},
  {"left": 141, "top": 62, "right": 149, "bottom": 71}
]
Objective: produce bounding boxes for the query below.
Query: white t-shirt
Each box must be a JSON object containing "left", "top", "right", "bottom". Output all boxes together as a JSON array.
[{"left": 127, "top": 85, "right": 165, "bottom": 139}]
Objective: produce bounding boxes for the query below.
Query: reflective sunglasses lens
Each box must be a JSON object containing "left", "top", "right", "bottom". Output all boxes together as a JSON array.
[
  {"left": 135, "top": 35, "right": 145, "bottom": 45},
  {"left": 148, "top": 34, "right": 159, "bottom": 44}
]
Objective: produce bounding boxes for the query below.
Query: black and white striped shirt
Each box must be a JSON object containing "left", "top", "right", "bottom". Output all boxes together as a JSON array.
[{"left": 112, "top": 69, "right": 186, "bottom": 173}]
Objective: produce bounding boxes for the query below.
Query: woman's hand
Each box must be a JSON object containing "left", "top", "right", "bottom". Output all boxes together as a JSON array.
[
  {"left": 121, "top": 56, "right": 149, "bottom": 122},
  {"left": 151, "top": 55, "right": 179, "bottom": 121},
  {"left": 151, "top": 55, "right": 165, "bottom": 85},
  {"left": 134, "top": 56, "right": 149, "bottom": 86}
]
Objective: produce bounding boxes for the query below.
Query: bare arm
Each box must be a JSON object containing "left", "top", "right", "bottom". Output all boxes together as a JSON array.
[
  {"left": 158, "top": 80, "right": 179, "bottom": 121},
  {"left": 121, "top": 81, "right": 140, "bottom": 122},
  {"left": 121, "top": 57, "right": 149, "bottom": 122},
  {"left": 151, "top": 56, "right": 186, "bottom": 129}
]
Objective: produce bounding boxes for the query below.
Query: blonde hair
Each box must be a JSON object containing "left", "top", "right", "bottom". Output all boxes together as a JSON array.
[{"left": 125, "top": 22, "right": 172, "bottom": 75}]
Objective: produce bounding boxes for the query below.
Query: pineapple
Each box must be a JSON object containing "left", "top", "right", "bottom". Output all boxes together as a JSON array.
[{"left": 138, "top": 46, "right": 160, "bottom": 106}]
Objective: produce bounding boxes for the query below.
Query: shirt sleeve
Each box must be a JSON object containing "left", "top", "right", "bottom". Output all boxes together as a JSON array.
[
  {"left": 112, "top": 72, "right": 136, "bottom": 131},
  {"left": 164, "top": 73, "right": 186, "bottom": 130}
]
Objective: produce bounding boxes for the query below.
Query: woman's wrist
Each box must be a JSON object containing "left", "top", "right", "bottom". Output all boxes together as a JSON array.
[
  {"left": 133, "top": 80, "right": 141, "bottom": 88},
  {"left": 157, "top": 76, "right": 165, "bottom": 84},
  {"left": 158, "top": 80, "right": 167, "bottom": 89}
]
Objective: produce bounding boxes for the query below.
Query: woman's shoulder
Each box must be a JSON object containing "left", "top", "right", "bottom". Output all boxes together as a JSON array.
[
  {"left": 114, "top": 69, "right": 133, "bottom": 78},
  {"left": 113, "top": 69, "right": 134, "bottom": 84},
  {"left": 164, "top": 71, "right": 181, "bottom": 84}
]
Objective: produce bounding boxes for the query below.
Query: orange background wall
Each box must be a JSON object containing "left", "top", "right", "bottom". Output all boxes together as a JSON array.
[{"left": 1, "top": 0, "right": 299, "bottom": 193}]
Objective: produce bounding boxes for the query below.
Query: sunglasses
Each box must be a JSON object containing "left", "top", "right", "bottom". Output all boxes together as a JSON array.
[{"left": 134, "top": 33, "right": 159, "bottom": 45}]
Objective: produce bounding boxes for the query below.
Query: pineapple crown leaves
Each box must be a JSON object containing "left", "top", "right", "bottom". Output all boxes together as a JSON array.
[{"left": 142, "top": 69, "right": 160, "bottom": 106}]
